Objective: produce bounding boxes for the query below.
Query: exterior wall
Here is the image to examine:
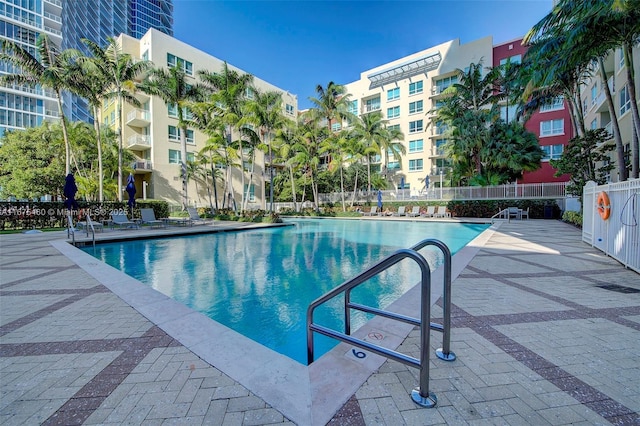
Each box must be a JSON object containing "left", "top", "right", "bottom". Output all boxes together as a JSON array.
[
  {"left": 344, "top": 36, "right": 493, "bottom": 194},
  {"left": 117, "top": 29, "right": 298, "bottom": 208},
  {"left": 493, "top": 38, "right": 573, "bottom": 184},
  {"left": 581, "top": 45, "right": 640, "bottom": 182}
]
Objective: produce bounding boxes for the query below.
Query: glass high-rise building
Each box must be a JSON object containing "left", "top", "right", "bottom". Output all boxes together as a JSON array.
[{"left": 0, "top": 0, "right": 173, "bottom": 135}]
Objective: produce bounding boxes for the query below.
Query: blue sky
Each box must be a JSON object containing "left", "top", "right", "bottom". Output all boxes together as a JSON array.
[{"left": 173, "top": 0, "right": 553, "bottom": 109}]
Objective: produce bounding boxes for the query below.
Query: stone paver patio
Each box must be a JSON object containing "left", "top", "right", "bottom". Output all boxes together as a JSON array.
[{"left": 1, "top": 218, "right": 639, "bottom": 425}]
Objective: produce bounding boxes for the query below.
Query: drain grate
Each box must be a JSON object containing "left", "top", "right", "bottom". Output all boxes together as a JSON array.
[{"left": 596, "top": 284, "right": 640, "bottom": 294}]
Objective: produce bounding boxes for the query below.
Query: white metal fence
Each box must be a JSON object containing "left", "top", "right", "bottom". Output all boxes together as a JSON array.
[
  {"left": 583, "top": 179, "right": 640, "bottom": 273},
  {"left": 318, "top": 181, "right": 568, "bottom": 204}
]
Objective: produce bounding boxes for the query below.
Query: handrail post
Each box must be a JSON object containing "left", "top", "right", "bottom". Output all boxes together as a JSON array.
[
  {"left": 410, "top": 239, "right": 456, "bottom": 362},
  {"left": 412, "top": 264, "right": 437, "bottom": 407}
]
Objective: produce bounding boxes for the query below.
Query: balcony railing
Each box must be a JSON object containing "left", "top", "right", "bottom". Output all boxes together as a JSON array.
[
  {"left": 126, "top": 109, "right": 151, "bottom": 127},
  {"left": 133, "top": 160, "right": 152, "bottom": 171},
  {"left": 362, "top": 104, "right": 381, "bottom": 114},
  {"left": 126, "top": 135, "right": 151, "bottom": 150}
]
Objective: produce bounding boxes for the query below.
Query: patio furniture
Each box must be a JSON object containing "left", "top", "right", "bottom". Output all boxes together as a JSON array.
[
  {"left": 520, "top": 208, "right": 530, "bottom": 220},
  {"left": 110, "top": 212, "right": 139, "bottom": 229},
  {"left": 393, "top": 206, "right": 406, "bottom": 216},
  {"left": 407, "top": 206, "right": 421, "bottom": 217},
  {"left": 422, "top": 205, "right": 436, "bottom": 217},
  {"left": 507, "top": 207, "right": 521, "bottom": 220},
  {"left": 140, "top": 208, "right": 166, "bottom": 228},
  {"left": 362, "top": 206, "right": 379, "bottom": 216}
]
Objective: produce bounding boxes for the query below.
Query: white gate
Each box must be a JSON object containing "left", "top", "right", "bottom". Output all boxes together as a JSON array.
[{"left": 583, "top": 179, "right": 640, "bottom": 273}]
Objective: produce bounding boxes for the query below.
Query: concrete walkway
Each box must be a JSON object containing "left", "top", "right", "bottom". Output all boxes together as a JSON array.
[{"left": 1, "top": 219, "right": 639, "bottom": 425}]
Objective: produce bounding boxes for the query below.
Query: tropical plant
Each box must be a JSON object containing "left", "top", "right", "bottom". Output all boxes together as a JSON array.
[
  {"left": 435, "top": 61, "right": 502, "bottom": 185},
  {"left": 139, "top": 66, "right": 204, "bottom": 208},
  {"left": 551, "top": 129, "right": 614, "bottom": 198},
  {"left": 0, "top": 34, "right": 81, "bottom": 176},
  {"left": 198, "top": 63, "right": 254, "bottom": 212},
  {"left": 244, "top": 90, "right": 289, "bottom": 211}
]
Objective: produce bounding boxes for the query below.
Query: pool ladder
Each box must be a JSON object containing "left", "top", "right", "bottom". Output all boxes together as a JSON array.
[{"left": 306, "top": 239, "right": 455, "bottom": 408}]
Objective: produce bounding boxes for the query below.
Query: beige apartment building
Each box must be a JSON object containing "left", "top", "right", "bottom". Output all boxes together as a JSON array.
[
  {"left": 107, "top": 28, "right": 298, "bottom": 209},
  {"left": 580, "top": 46, "right": 640, "bottom": 182},
  {"left": 344, "top": 36, "right": 493, "bottom": 195}
]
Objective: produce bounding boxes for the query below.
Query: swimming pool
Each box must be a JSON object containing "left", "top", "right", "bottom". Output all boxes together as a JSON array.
[{"left": 83, "top": 218, "right": 489, "bottom": 364}]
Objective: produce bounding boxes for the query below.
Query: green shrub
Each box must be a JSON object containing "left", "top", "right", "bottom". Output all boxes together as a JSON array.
[{"left": 562, "top": 210, "right": 582, "bottom": 228}]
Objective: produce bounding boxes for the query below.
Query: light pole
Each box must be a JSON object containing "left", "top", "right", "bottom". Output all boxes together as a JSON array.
[{"left": 439, "top": 170, "right": 443, "bottom": 200}]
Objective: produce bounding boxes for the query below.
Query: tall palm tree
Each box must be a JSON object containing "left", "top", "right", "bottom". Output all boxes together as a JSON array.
[
  {"left": 308, "top": 81, "right": 357, "bottom": 131},
  {"left": 244, "top": 90, "right": 289, "bottom": 212},
  {"left": 293, "top": 112, "right": 327, "bottom": 210},
  {"left": 81, "top": 37, "right": 150, "bottom": 201},
  {"left": 273, "top": 124, "right": 303, "bottom": 211},
  {"left": 139, "top": 66, "right": 204, "bottom": 209},
  {"left": 199, "top": 63, "right": 254, "bottom": 211},
  {"left": 0, "top": 34, "right": 80, "bottom": 175}
]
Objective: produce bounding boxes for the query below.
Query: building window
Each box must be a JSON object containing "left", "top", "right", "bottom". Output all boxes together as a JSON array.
[
  {"left": 331, "top": 122, "right": 341, "bottom": 132},
  {"left": 591, "top": 83, "right": 598, "bottom": 106},
  {"left": 168, "top": 125, "right": 195, "bottom": 143},
  {"left": 348, "top": 100, "right": 358, "bottom": 115},
  {"left": 541, "top": 144, "right": 563, "bottom": 161},
  {"left": 168, "top": 149, "right": 181, "bottom": 164},
  {"left": 167, "top": 53, "right": 193, "bottom": 76},
  {"left": 590, "top": 118, "right": 598, "bottom": 130},
  {"left": 409, "top": 80, "right": 423, "bottom": 95},
  {"left": 387, "top": 87, "right": 400, "bottom": 101},
  {"left": 167, "top": 103, "right": 192, "bottom": 119},
  {"left": 435, "top": 138, "right": 447, "bottom": 156},
  {"left": 388, "top": 161, "right": 400, "bottom": 170},
  {"left": 618, "top": 48, "right": 625, "bottom": 70},
  {"left": 409, "top": 119, "right": 423, "bottom": 134},
  {"left": 435, "top": 121, "right": 448, "bottom": 135},
  {"left": 244, "top": 184, "right": 255, "bottom": 202},
  {"left": 500, "top": 105, "right": 518, "bottom": 122},
  {"left": 409, "top": 159, "right": 423, "bottom": 171},
  {"left": 435, "top": 75, "right": 457, "bottom": 94},
  {"left": 388, "top": 124, "right": 400, "bottom": 133},
  {"left": 620, "top": 85, "right": 631, "bottom": 115},
  {"left": 540, "top": 119, "right": 564, "bottom": 137},
  {"left": 408, "top": 100, "right": 423, "bottom": 114},
  {"left": 540, "top": 96, "right": 564, "bottom": 112},
  {"left": 245, "top": 87, "right": 255, "bottom": 100},
  {"left": 499, "top": 54, "right": 521, "bottom": 65},
  {"left": 387, "top": 106, "right": 400, "bottom": 119},
  {"left": 409, "top": 139, "right": 423, "bottom": 153},
  {"left": 364, "top": 97, "right": 380, "bottom": 113},
  {"left": 285, "top": 103, "right": 294, "bottom": 115}
]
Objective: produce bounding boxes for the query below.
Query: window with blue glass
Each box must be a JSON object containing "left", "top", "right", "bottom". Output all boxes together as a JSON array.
[
  {"left": 409, "top": 139, "right": 423, "bottom": 153},
  {"left": 387, "top": 87, "right": 400, "bottom": 101}
]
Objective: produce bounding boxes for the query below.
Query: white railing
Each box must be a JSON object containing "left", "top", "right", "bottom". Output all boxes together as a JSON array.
[
  {"left": 582, "top": 179, "right": 640, "bottom": 273},
  {"left": 318, "top": 182, "right": 568, "bottom": 203},
  {"left": 127, "top": 109, "right": 151, "bottom": 123},
  {"left": 127, "top": 135, "right": 151, "bottom": 148}
]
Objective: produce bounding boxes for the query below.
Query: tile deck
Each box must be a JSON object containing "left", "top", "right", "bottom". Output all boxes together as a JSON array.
[{"left": 1, "top": 218, "right": 639, "bottom": 425}]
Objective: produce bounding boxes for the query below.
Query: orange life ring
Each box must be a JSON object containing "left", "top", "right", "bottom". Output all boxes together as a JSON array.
[{"left": 596, "top": 191, "right": 611, "bottom": 220}]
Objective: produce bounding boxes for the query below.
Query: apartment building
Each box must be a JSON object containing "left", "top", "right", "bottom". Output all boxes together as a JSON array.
[
  {"left": 493, "top": 38, "right": 573, "bottom": 183},
  {"left": 113, "top": 28, "right": 298, "bottom": 207},
  {"left": 0, "top": 0, "right": 173, "bottom": 134},
  {"left": 344, "top": 35, "right": 576, "bottom": 194},
  {"left": 580, "top": 46, "right": 640, "bottom": 183}
]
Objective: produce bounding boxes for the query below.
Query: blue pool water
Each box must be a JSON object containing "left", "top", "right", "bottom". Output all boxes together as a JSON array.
[{"left": 83, "top": 218, "right": 488, "bottom": 364}]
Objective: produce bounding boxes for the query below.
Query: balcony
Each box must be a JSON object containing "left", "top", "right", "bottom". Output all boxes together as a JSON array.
[
  {"left": 361, "top": 104, "right": 381, "bottom": 114},
  {"left": 126, "top": 109, "right": 151, "bottom": 127},
  {"left": 133, "top": 160, "right": 152, "bottom": 173},
  {"left": 127, "top": 135, "right": 151, "bottom": 150},
  {"left": 591, "top": 76, "right": 615, "bottom": 114}
]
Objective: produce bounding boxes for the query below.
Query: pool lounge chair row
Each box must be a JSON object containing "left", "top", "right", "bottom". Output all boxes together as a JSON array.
[{"left": 360, "top": 205, "right": 451, "bottom": 218}]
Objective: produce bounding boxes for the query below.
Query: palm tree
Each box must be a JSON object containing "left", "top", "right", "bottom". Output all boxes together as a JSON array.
[
  {"left": 435, "top": 61, "right": 502, "bottom": 184},
  {"left": 199, "top": 63, "right": 254, "bottom": 211},
  {"left": 525, "top": 0, "right": 640, "bottom": 179},
  {"left": 273, "top": 124, "right": 303, "bottom": 211},
  {"left": 81, "top": 37, "right": 150, "bottom": 201},
  {"left": 353, "top": 111, "right": 405, "bottom": 191},
  {"left": 0, "top": 34, "right": 80, "bottom": 175},
  {"left": 138, "top": 66, "right": 204, "bottom": 209},
  {"left": 308, "top": 81, "right": 357, "bottom": 131},
  {"left": 244, "top": 90, "right": 289, "bottom": 212},
  {"left": 293, "top": 112, "right": 327, "bottom": 210}
]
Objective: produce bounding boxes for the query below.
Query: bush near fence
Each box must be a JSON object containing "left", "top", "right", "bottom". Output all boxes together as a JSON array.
[{"left": 0, "top": 200, "right": 170, "bottom": 231}]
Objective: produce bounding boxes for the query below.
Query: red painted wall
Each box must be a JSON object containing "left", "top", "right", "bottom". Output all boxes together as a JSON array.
[{"left": 493, "top": 39, "right": 572, "bottom": 183}]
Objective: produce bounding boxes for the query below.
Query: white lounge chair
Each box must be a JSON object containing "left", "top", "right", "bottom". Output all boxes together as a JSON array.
[
  {"left": 110, "top": 212, "right": 138, "bottom": 229},
  {"left": 140, "top": 208, "right": 165, "bottom": 228},
  {"left": 408, "top": 206, "right": 420, "bottom": 217},
  {"left": 393, "top": 206, "right": 406, "bottom": 216},
  {"left": 507, "top": 206, "right": 521, "bottom": 221},
  {"left": 363, "top": 206, "right": 378, "bottom": 216},
  {"left": 187, "top": 207, "right": 207, "bottom": 225},
  {"left": 434, "top": 205, "right": 449, "bottom": 218},
  {"left": 520, "top": 207, "right": 529, "bottom": 220},
  {"left": 422, "top": 205, "right": 436, "bottom": 217}
]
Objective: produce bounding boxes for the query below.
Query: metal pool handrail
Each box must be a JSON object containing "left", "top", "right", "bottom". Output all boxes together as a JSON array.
[{"left": 306, "top": 246, "right": 440, "bottom": 408}]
